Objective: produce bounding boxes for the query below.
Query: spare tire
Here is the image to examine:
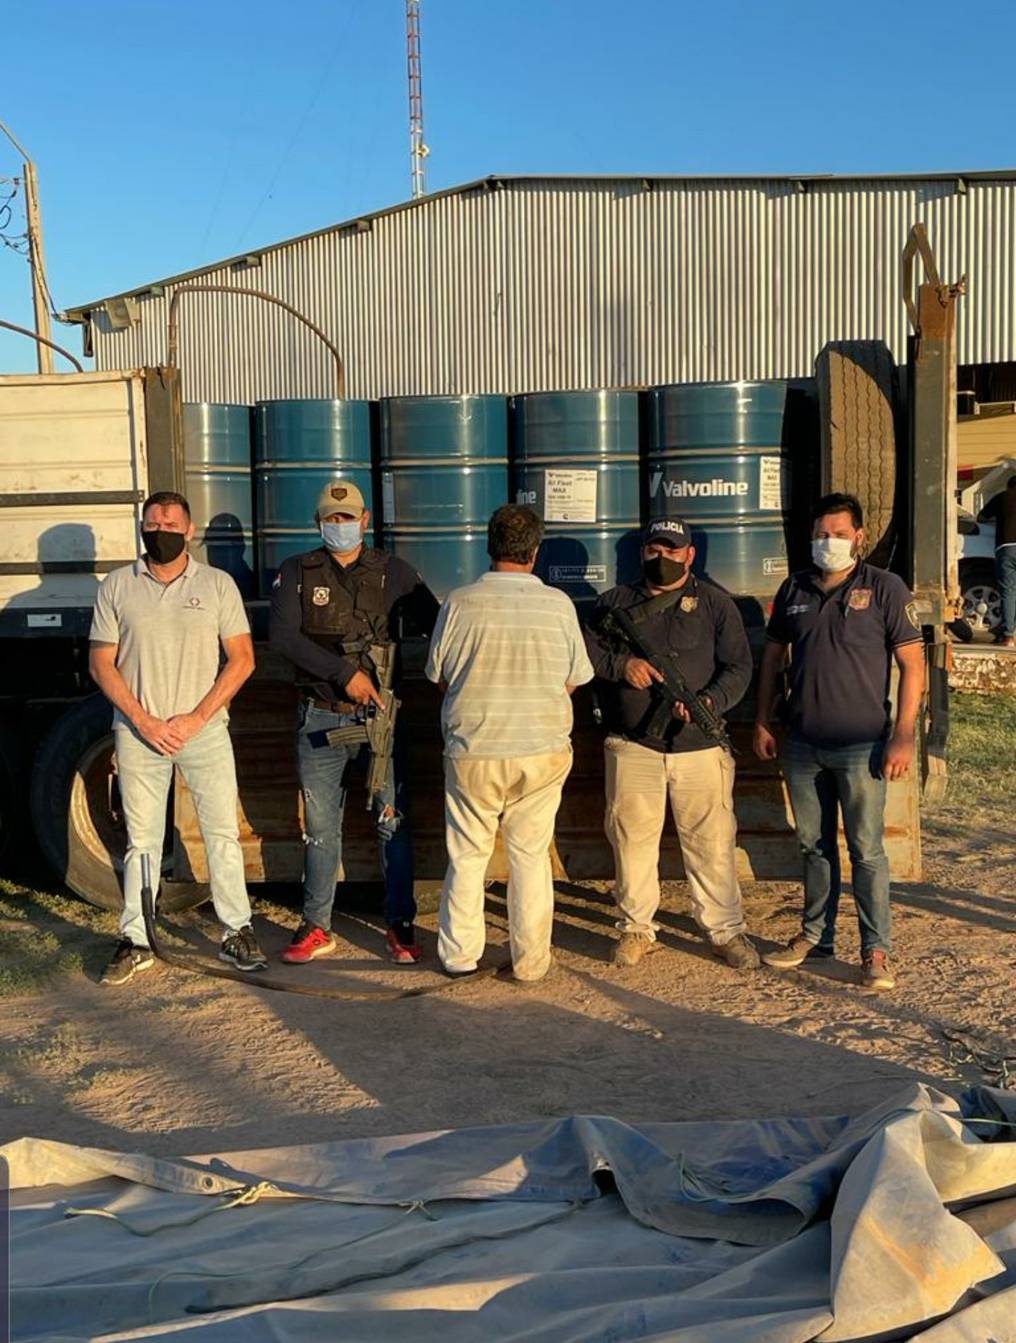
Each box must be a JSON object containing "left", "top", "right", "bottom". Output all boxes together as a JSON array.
[
  {"left": 29, "top": 695, "right": 205, "bottom": 913},
  {"left": 815, "top": 341, "right": 900, "bottom": 568}
]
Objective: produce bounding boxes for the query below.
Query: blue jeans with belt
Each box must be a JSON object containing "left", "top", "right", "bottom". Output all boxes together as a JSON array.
[
  {"left": 296, "top": 701, "right": 416, "bottom": 931},
  {"left": 781, "top": 736, "right": 891, "bottom": 955}
]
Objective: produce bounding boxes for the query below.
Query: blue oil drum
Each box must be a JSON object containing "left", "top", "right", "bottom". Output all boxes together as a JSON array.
[
  {"left": 379, "top": 396, "right": 509, "bottom": 597},
  {"left": 182, "top": 403, "right": 256, "bottom": 598},
  {"left": 511, "top": 390, "right": 641, "bottom": 602},
  {"left": 254, "top": 399, "right": 373, "bottom": 594},
  {"left": 646, "top": 381, "right": 791, "bottom": 611}
]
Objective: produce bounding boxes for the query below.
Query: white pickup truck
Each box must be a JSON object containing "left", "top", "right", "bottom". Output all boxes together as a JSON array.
[{"left": 956, "top": 459, "right": 1015, "bottom": 637}]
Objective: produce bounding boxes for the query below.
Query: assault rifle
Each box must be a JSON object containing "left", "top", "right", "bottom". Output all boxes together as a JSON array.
[
  {"left": 595, "top": 604, "right": 734, "bottom": 754},
  {"left": 308, "top": 643, "right": 400, "bottom": 809}
]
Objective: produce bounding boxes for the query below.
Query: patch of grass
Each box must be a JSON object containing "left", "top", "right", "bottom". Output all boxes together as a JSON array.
[
  {"left": 0, "top": 920, "right": 86, "bottom": 996},
  {"left": 0, "top": 879, "right": 116, "bottom": 997},
  {"left": 946, "top": 692, "right": 1016, "bottom": 807}
]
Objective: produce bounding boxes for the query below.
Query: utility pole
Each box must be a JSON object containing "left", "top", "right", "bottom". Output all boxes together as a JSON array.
[
  {"left": 406, "top": 0, "right": 429, "bottom": 199},
  {"left": 0, "top": 119, "right": 54, "bottom": 374}
]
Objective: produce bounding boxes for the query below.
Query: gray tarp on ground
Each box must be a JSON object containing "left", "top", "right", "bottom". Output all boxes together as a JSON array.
[{"left": 5, "top": 1082, "right": 1016, "bottom": 1342}]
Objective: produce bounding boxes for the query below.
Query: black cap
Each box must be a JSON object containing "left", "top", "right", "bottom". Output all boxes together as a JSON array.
[{"left": 644, "top": 518, "right": 691, "bottom": 549}]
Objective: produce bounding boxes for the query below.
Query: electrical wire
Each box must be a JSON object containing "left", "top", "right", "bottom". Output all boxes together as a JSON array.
[
  {"left": 0, "top": 177, "right": 29, "bottom": 257},
  {"left": 0, "top": 173, "right": 63, "bottom": 319}
]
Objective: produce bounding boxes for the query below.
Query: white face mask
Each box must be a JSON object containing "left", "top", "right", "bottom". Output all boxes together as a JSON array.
[
  {"left": 320, "top": 519, "right": 363, "bottom": 553},
  {"left": 811, "top": 537, "right": 857, "bottom": 572}
]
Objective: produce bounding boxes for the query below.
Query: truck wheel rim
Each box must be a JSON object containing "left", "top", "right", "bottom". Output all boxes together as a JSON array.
[{"left": 70, "top": 735, "right": 126, "bottom": 871}]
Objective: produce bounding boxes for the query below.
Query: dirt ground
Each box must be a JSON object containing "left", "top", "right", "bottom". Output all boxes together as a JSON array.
[{"left": 1, "top": 766, "right": 1013, "bottom": 1158}]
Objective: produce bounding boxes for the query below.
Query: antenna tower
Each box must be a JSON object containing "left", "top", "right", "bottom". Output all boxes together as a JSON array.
[{"left": 406, "top": 0, "right": 428, "bottom": 198}]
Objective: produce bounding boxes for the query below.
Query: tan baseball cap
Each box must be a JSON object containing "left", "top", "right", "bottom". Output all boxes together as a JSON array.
[{"left": 315, "top": 480, "right": 367, "bottom": 520}]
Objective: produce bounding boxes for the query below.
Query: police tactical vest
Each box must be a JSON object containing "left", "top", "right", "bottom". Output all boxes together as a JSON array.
[{"left": 299, "top": 547, "right": 389, "bottom": 664}]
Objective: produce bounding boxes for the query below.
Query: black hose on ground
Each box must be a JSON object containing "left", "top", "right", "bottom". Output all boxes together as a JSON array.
[{"left": 137, "top": 854, "right": 499, "bottom": 1001}]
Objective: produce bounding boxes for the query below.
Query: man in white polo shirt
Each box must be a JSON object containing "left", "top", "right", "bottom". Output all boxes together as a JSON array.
[
  {"left": 426, "top": 504, "right": 594, "bottom": 983},
  {"left": 89, "top": 490, "right": 266, "bottom": 984}
]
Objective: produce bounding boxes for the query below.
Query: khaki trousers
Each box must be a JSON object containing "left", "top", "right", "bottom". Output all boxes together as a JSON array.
[
  {"left": 604, "top": 736, "right": 745, "bottom": 946},
  {"left": 438, "top": 750, "right": 573, "bottom": 980}
]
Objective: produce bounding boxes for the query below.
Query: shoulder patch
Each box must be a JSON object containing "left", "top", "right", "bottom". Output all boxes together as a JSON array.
[{"left": 906, "top": 600, "right": 922, "bottom": 630}]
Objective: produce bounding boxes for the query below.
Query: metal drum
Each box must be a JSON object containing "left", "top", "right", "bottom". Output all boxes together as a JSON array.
[
  {"left": 646, "top": 381, "right": 791, "bottom": 614},
  {"left": 254, "top": 399, "right": 373, "bottom": 593},
  {"left": 512, "top": 390, "right": 641, "bottom": 602},
  {"left": 182, "top": 403, "right": 256, "bottom": 598},
  {"left": 379, "top": 396, "right": 508, "bottom": 597}
]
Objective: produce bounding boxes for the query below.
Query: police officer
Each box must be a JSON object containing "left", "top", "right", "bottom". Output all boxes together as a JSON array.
[
  {"left": 754, "top": 492, "right": 924, "bottom": 991},
  {"left": 269, "top": 481, "right": 439, "bottom": 965},
  {"left": 584, "top": 519, "right": 759, "bottom": 970}
]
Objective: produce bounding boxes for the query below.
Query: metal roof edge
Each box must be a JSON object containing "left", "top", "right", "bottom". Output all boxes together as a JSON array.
[{"left": 64, "top": 169, "right": 1016, "bottom": 322}]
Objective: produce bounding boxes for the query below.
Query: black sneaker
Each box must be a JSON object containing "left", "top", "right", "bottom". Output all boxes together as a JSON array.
[
  {"left": 101, "top": 939, "right": 155, "bottom": 986},
  {"left": 219, "top": 925, "right": 268, "bottom": 972}
]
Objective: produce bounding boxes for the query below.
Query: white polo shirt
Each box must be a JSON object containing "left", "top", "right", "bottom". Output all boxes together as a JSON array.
[
  {"left": 425, "top": 572, "right": 594, "bottom": 759},
  {"left": 89, "top": 556, "right": 250, "bottom": 726}
]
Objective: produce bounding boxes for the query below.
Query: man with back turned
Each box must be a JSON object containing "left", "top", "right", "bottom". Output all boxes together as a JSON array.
[
  {"left": 269, "top": 480, "right": 439, "bottom": 965},
  {"left": 426, "top": 505, "right": 594, "bottom": 982},
  {"left": 584, "top": 518, "right": 759, "bottom": 970}
]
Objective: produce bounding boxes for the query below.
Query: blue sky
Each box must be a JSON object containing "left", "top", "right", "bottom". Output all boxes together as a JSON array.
[{"left": 1, "top": 0, "right": 1014, "bottom": 371}]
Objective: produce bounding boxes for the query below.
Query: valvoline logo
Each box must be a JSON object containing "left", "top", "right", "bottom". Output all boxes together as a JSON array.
[{"left": 649, "top": 471, "right": 749, "bottom": 499}]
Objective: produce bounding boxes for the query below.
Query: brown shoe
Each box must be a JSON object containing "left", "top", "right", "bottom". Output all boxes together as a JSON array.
[
  {"left": 612, "top": 932, "right": 659, "bottom": 967},
  {"left": 861, "top": 950, "right": 895, "bottom": 990},
  {"left": 763, "top": 934, "right": 819, "bottom": 968},
  {"left": 713, "top": 933, "right": 761, "bottom": 971}
]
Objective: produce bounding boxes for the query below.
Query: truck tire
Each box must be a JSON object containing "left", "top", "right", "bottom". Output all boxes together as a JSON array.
[
  {"left": 0, "top": 714, "right": 26, "bottom": 868},
  {"left": 29, "top": 695, "right": 205, "bottom": 914},
  {"left": 815, "top": 341, "right": 899, "bottom": 568}
]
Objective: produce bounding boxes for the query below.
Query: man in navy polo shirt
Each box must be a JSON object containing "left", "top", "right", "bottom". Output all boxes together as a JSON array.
[{"left": 753, "top": 492, "right": 925, "bottom": 991}]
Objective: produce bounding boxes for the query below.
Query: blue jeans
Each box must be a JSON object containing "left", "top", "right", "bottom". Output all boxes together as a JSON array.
[
  {"left": 997, "top": 546, "right": 1016, "bottom": 637},
  {"left": 296, "top": 702, "right": 416, "bottom": 930},
  {"left": 115, "top": 720, "right": 252, "bottom": 947},
  {"left": 781, "top": 737, "right": 891, "bottom": 955}
]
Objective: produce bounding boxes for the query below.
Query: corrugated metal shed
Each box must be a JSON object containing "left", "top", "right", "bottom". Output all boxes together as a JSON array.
[{"left": 67, "top": 173, "right": 1016, "bottom": 401}]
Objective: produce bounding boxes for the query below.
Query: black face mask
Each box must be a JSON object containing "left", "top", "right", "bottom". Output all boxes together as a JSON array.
[
  {"left": 643, "top": 553, "right": 686, "bottom": 587},
  {"left": 142, "top": 529, "right": 187, "bottom": 565}
]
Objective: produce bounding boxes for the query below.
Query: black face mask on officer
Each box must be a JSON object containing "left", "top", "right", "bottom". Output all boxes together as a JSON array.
[
  {"left": 142, "top": 529, "right": 187, "bottom": 565},
  {"left": 643, "top": 553, "right": 686, "bottom": 587}
]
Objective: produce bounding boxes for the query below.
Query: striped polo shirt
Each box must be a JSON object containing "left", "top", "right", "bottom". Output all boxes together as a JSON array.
[{"left": 425, "top": 571, "right": 594, "bottom": 759}]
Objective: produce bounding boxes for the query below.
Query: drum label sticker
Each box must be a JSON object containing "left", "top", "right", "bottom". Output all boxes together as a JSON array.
[
  {"left": 758, "top": 456, "right": 783, "bottom": 511},
  {"left": 544, "top": 469, "right": 598, "bottom": 523}
]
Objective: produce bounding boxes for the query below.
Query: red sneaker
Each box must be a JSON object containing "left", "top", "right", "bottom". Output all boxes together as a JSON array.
[
  {"left": 281, "top": 921, "right": 337, "bottom": 964},
  {"left": 385, "top": 925, "right": 422, "bottom": 965}
]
